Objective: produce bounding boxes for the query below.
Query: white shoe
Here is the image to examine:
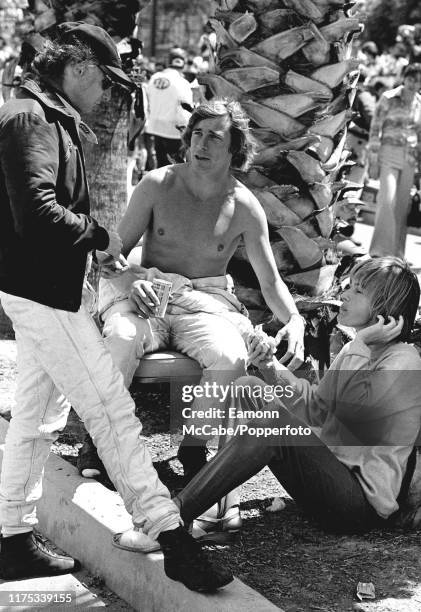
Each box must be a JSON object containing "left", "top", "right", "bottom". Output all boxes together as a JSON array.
[
  {"left": 191, "top": 505, "right": 242, "bottom": 543},
  {"left": 112, "top": 527, "right": 160, "bottom": 553}
]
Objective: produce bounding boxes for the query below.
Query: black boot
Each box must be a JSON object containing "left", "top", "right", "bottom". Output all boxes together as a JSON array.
[
  {"left": 157, "top": 526, "right": 233, "bottom": 592},
  {"left": 177, "top": 437, "right": 208, "bottom": 485},
  {"left": 77, "top": 433, "right": 105, "bottom": 479},
  {"left": 0, "top": 531, "right": 80, "bottom": 580}
]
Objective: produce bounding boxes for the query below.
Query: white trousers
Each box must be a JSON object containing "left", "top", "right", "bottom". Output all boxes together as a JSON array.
[
  {"left": 102, "top": 294, "right": 253, "bottom": 514},
  {"left": 102, "top": 301, "right": 252, "bottom": 434},
  {"left": 0, "top": 291, "right": 180, "bottom": 539},
  {"left": 370, "top": 145, "right": 415, "bottom": 258}
]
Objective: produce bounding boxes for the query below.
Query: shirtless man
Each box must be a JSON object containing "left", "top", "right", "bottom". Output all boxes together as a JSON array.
[{"left": 79, "top": 98, "right": 305, "bottom": 531}]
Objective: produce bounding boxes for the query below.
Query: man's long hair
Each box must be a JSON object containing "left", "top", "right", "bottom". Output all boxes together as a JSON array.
[{"left": 182, "top": 98, "right": 256, "bottom": 171}]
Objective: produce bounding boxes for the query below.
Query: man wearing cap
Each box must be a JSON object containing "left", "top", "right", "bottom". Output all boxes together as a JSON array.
[
  {"left": 144, "top": 48, "right": 193, "bottom": 167},
  {"left": 0, "top": 22, "right": 232, "bottom": 592}
]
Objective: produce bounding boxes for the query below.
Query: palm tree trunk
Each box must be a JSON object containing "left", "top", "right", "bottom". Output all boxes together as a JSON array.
[
  {"left": 206, "top": 0, "right": 362, "bottom": 329},
  {"left": 83, "top": 87, "right": 132, "bottom": 291},
  {"left": 84, "top": 88, "right": 131, "bottom": 230}
]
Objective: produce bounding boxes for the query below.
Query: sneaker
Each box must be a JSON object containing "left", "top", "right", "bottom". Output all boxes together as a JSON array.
[
  {"left": 157, "top": 526, "right": 233, "bottom": 592},
  {"left": 192, "top": 505, "right": 242, "bottom": 544},
  {"left": 77, "top": 434, "right": 105, "bottom": 479},
  {"left": 0, "top": 531, "right": 80, "bottom": 580},
  {"left": 177, "top": 443, "right": 208, "bottom": 485}
]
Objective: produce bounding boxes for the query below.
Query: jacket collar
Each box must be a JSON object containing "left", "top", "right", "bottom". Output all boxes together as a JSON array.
[{"left": 18, "top": 78, "right": 97, "bottom": 144}]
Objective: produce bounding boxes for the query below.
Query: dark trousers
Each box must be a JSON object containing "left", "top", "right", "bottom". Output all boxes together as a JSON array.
[
  {"left": 177, "top": 376, "right": 385, "bottom": 534},
  {"left": 154, "top": 135, "right": 183, "bottom": 167}
]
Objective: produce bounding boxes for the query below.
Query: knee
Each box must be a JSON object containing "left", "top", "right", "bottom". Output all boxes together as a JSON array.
[
  {"left": 202, "top": 337, "right": 248, "bottom": 372},
  {"left": 207, "top": 351, "right": 246, "bottom": 373},
  {"left": 102, "top": 311, "right": 139, "bottom": 343}
]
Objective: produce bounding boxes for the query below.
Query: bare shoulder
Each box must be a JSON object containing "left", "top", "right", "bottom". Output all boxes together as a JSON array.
[
  {"left": 232, "top": 177, "right": 266, "bottom": 226},
  {"left": 130, "top": 165, "right": 182, "bottom": 203},
  {"left": 135, "top": 165, "right": 177, "bottom": 189}
]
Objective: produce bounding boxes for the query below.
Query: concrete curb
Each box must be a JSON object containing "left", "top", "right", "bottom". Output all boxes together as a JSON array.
[
  {"left": 0, "top": 570, "right": 131, "bottom": 609},
  {"left": 0, "top": 417, "right": 280, "bottom": 611}
]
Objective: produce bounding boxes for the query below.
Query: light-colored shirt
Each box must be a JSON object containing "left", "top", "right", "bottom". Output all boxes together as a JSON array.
[
  {"left": 280, "top": 338, "right": 421, "bottom": 518},
  {"left": 145, "top": 68, "right": 193, "bottom": 140},
  {"left": 368, "top": 85, "right": 421, "bottom": 164}
]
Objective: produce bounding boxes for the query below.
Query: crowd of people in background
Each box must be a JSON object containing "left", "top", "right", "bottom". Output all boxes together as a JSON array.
[
  {"left": 367, "top": 63, "right": 421, "bottom": 258},
  {"left": 344, "top": 25, "right": 421, "bottom": 259},
  {"left": 357, "top": 23, "right": 421, "bottom": 89},
  {"left": 348, "top": 23, "right": 421, "bottom": 177}
]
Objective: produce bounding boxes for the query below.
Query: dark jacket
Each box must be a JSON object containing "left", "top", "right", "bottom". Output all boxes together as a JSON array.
[{"left": 0, "top": 79, "right": 109, "bottom": 311}]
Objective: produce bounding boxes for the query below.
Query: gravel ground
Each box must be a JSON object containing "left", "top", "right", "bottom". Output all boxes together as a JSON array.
[{"left": 1, "top": 338, "right": 421, "bottom": 611}]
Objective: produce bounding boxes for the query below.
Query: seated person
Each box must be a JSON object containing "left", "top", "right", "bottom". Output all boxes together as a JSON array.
[
  {"left": 77, "top": 98, "right": 305, "bottom": 528},
  {"left": 175, "top": 257, "right": 421, "bottom": 535}
]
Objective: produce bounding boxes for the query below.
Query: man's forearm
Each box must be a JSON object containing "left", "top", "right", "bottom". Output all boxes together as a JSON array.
[
  {"left": 261, "top": 279, "right": 299, "bottom": 323},
  {"left": 120, "top": 228, "right": 143, "bottom": 258}
]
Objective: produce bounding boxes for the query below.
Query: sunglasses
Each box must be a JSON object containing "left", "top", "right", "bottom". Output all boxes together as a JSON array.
[{"left": 97, "top": 65, "right": 114, "bottom": 90}]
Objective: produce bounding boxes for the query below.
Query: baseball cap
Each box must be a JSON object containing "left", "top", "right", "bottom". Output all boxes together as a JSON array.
[
  {"left": 57, "top": 22, "right": 134, "bottom": 89},
  {"left": 169, "top": 57, "right": 185, "bottom": 68},
  {"left": 169, "top": 47, "right": 186, "bottom": 69}
]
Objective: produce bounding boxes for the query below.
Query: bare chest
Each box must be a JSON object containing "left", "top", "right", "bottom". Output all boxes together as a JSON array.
[{"left": 149, "top": 190, "right": 241, "bottom": 257}]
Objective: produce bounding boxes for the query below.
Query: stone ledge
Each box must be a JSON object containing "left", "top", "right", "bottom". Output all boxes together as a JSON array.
[{"left": 0, "top": 417, "right": 280, "bottom": 611}]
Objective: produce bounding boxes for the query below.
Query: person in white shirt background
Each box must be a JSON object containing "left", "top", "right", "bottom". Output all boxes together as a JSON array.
[{"left": 144, "top": 47, "right": 193, "bottom": 167}]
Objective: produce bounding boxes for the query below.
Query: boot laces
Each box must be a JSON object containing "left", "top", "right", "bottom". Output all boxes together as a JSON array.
[{"left": 33, "top": 533, "right": 59, "bottom": 557}]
